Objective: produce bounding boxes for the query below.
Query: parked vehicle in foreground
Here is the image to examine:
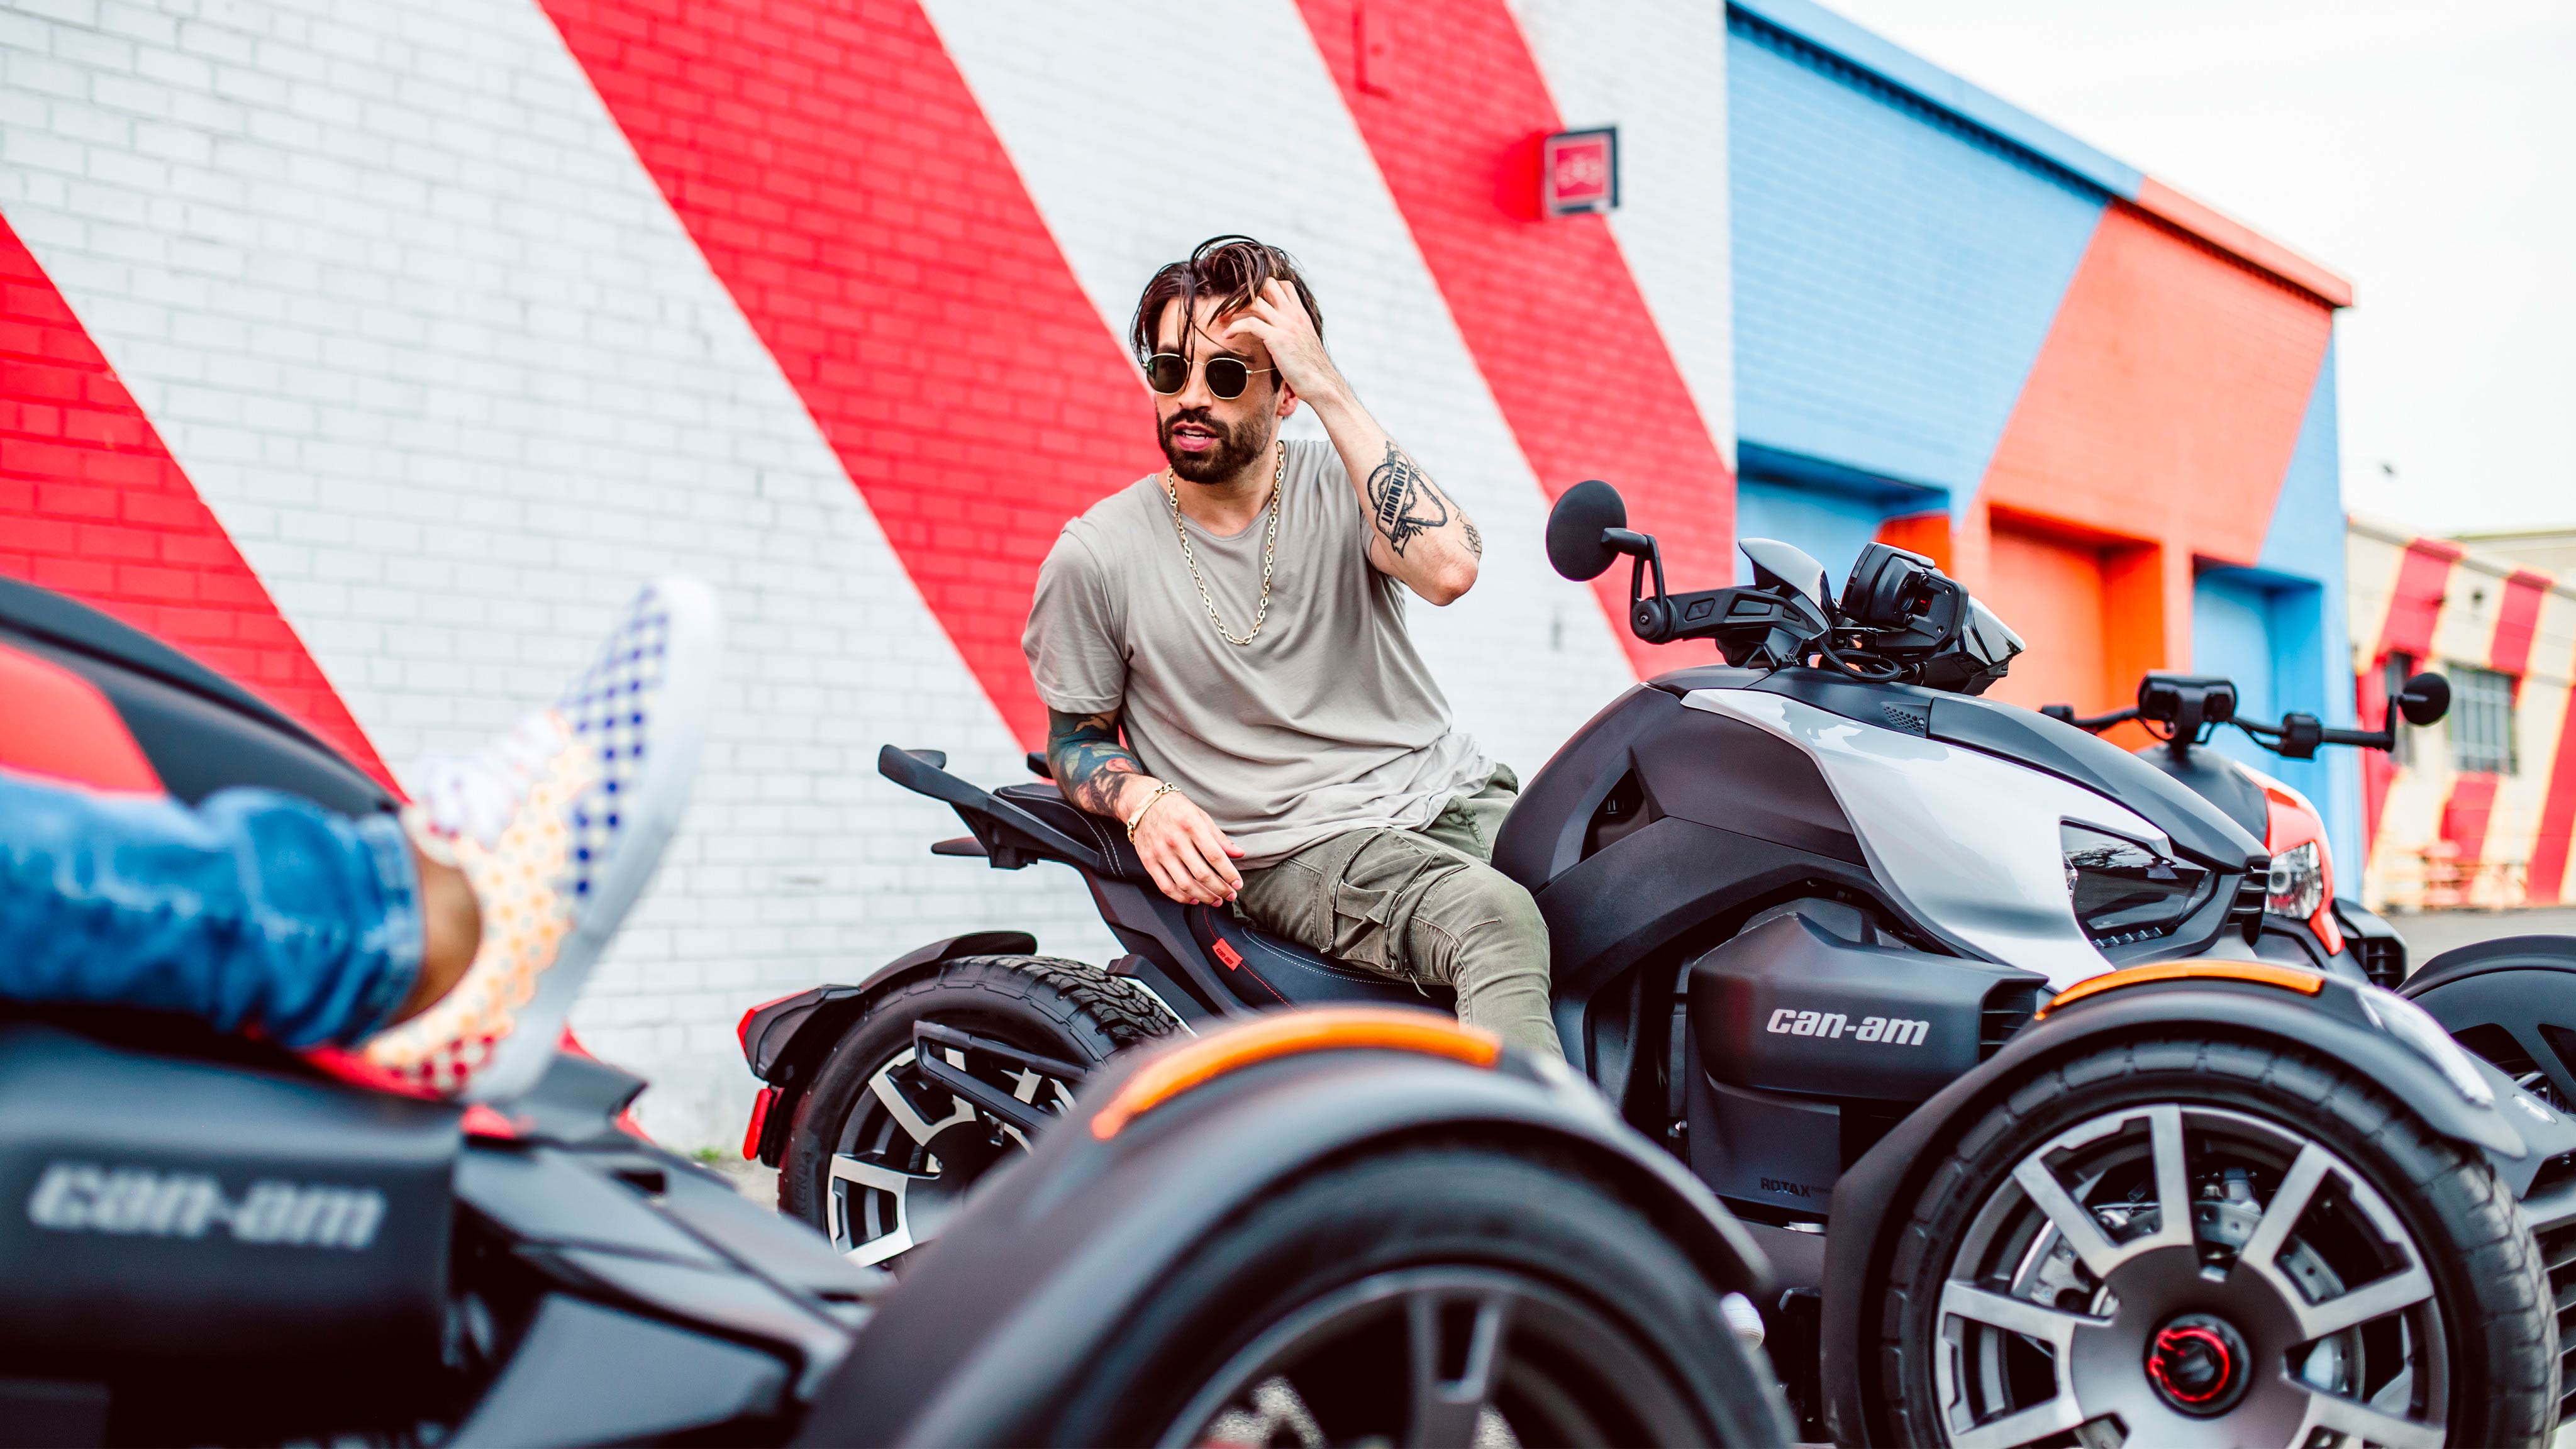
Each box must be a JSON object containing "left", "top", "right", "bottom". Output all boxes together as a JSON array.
[
  {"left": 2045, "top": 669, "right": 2443, "bottom": 985},
  {"left": 750, "top": 481, "right": 2574, "bottom": 1446},
  {"left": 0, "top": 575, "right": 1788, "bottom": 1447}
]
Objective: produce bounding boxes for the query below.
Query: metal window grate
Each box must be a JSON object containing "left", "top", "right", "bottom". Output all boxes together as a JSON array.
[{"left": 2451, "top": 664, "right": 2519, "bottom": 775}]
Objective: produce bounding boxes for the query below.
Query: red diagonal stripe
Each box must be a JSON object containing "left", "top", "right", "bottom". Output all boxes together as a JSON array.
[
  {"left": 2530, "top": 684, "right": 2576, "bottom": 906},
  {"left": 2360, "top": 538, "right": 2460, "bottom": 855},
  {"left": 2489, "top": 568, "right": 2550, "bottom": 680},
  {"left": 538, "top": 0, "right": 1159, "bottom": 748},
  {"left": 1294, "top": 0, "right": 1734, "bottom": 676},
  {"left": 2376, "top": 538, "right": 2459, "bottom": 663},
  {"left": 0, "top": 211, "right": 389, "bottom": 786}
]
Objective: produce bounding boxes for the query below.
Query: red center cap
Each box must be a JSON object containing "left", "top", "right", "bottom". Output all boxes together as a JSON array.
[{"left": 2145, "top": 1314, "right": 2250, "bottom": 1416}]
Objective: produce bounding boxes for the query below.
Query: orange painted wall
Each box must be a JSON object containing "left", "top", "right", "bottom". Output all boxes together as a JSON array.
[
  {"left": 1980, "top": 522, "right": 2109, "bottom": 714},
  {"left": 1961, "top": 201, "right": 2335, "bottom": 684}
]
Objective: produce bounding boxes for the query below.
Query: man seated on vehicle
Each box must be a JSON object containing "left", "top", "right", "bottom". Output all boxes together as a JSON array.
[{"left": 1023, "top": 236, "right": 1559, "bottom": 1059}]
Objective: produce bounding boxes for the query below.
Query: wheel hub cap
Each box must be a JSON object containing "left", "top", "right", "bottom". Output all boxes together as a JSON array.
[{"left": 2145, "top": 1313, "right": 2249, "bottom": 1416}]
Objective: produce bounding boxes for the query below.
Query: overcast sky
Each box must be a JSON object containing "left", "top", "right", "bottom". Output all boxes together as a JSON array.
[{"left": 1813, "top": 0, "right": 2575, "bottom": 538}]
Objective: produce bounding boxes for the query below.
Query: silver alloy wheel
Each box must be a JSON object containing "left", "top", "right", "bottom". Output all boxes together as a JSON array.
[
  {"left": 825, "top": 1043, "right": 1077, "bottom": 1267},
  {"left": 1935, "top": 1103, "right": 2447, "bottom": 1449},
  {"left": 1155, "top": 1267, "right": 1704, "bottom": 1449}
]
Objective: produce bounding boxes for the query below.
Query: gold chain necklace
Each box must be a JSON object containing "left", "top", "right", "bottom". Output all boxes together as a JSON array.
[{"left": 1163, "top": 441, "right": 1284, "bottom": 646}]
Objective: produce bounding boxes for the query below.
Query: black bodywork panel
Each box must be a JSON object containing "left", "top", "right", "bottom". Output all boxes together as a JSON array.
[
  {"left": 2129, "top": 740, "right": 2271, "bottom": 840},
  {"left": 1690, "top": 913, "right": 2043, "bottom": 1104},
  {"left": 0, "top": 1018, "right": 456, "bottom": 1375},
  {"left": 738, "top": 930, "right": 1039, "bottom": 1083},
  {"left": 1681, "top": 912, "right": 2043, "bottom": 1219}
]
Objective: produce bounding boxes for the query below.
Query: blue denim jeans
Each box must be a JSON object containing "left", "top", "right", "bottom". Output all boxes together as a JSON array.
[{"left": 0, "top": 769, "right": 420, "bottom": 1048}]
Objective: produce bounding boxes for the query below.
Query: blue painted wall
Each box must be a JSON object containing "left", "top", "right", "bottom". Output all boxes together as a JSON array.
[
  {"left": 2250, "top": 341, "right": 2362, "bottom": 886},
  {"left": 1728, "top": 11, "right": 2108, "bottom": 516},
  {"left": 1735, "top": 478, "right": 1890, "bottom": 591}
]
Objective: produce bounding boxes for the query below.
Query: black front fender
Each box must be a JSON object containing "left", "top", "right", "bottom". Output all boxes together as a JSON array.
[
  {"left": 1819, "top": 975, "right": 2542, "bottom": 1446},
  {"left": 800, "top": 1045, "right": 1769, "bottom": 1447}
]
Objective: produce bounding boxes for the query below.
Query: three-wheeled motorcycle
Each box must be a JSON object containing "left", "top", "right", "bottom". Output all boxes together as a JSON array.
[
  {"left": 750, "top": 480, "right": 2573, "bottom": 1446},
  {"left": 0, "top": 573, "right": 1788, "bottom": 1447}
]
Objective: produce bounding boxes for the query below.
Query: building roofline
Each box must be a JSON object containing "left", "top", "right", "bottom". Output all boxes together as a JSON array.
[
  {"left": 1730, "top": 0, "right": 2354, "bottom": 308},
  {"left": 2348, "top": 511, "right": 2573, "bottom": 596}
]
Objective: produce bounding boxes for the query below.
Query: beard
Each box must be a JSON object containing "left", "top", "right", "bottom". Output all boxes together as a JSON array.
[{"left": 1160, "top": 407, "right": 1272, "bottom": 484}]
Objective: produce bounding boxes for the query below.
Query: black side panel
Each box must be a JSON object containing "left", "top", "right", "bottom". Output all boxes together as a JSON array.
[
  {"left": 1925, "top": 695, "right": 2261, "bottom": 868},
  {"left": 448, "top": 1296, "right": 789, "bottom": 1447},
  {"left": 1687, "top": 913, "right": 2039, "bottom": 1104},
  {"left": 1491, "top": 684, "right": 1677, "bottom": 891},
  {"left": 3, "top": 626, "right": 391, "bottom": 814},
  {"left": 2130, "top": 743, "right": 2270, "bottom": 841},
  {"left": 1536, "top": 816, "right": 1888, "bottom": 1075},
  {"left": 0, "top": 1020, "right": 454, "bottom": 1371},
  {"left": 1633, "top": 709, "right": 1863, "bottom": 865}
]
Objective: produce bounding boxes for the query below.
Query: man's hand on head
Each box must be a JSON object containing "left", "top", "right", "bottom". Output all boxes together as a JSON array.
[{"left": 1223, "top": 279, "right": 1346, "bottom": 408}]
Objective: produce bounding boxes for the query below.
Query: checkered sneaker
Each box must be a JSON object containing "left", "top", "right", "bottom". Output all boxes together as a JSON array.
[{"left": 364, "top": 577, "right": 721, "bottom": 1101}]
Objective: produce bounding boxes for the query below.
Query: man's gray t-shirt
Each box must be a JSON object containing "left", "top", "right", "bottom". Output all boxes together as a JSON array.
[{"left": 1023, "top": 438, "right": 1491, "bottom": 868}]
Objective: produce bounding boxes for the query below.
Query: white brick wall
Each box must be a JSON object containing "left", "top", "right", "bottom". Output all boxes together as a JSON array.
[
  {"left": 1, "top": 0, "right": 1729, "bottom": 1149},
  {"left": 1, "top": 0, "right": 1114, "bottom": 1147}
]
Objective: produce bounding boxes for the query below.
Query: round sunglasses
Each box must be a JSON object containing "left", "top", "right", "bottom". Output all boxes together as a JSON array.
[{"left": 1144, "top": 352, "right": 1274, "bottom": 400}]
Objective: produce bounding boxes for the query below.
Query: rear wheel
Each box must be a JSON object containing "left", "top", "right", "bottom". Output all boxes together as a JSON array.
[
  {"left": 1052, "top": 1143, "right": 1794, "bottom": 1448},
  {"left": 777, "top": 954, "right": 1176, "bottom": 1267},
  {"left": 1877, "top": 1036, "right": 2554, "bottom": 1448}
]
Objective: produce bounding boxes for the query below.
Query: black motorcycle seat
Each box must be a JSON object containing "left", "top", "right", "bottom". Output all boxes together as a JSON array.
[
  {"left": 1185, "top": 903, "right": 1457, "bottom": 1012},
  {"left": 988, "top": 784, "right": 1453, "bottom": 1011},
  {"left": 993, "top": 782, "right": 1152, "bottom": 881}
]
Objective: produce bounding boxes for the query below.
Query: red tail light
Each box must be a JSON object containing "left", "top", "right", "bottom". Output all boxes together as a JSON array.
[{"left": 743, "top": 1085, "right": 780, "bottom": 1161}]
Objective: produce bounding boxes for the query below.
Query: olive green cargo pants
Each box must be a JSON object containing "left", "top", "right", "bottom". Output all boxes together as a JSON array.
[{"left": 1233, "top": 768, "right": 1562, "bottom": 1060}]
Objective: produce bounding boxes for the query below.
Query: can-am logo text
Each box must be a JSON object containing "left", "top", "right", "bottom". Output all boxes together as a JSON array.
[
  {"left": 25, "top": 1162, "right": 385, "bottom": 1250},
  {"left": 1767, "top": 1008, "right": 1928, "bottom": 1046}
]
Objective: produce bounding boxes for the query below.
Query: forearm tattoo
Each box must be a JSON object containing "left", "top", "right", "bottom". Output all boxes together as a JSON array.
[
  {"left": 1365, "top": 443, "right": 1453, "bottom": 557},
  {"left": 1047, "top": 708, "right": 1145, "bottom": 818},
  {"left": 1462, "top": 518, "right": 1482, "bottom": 557}
]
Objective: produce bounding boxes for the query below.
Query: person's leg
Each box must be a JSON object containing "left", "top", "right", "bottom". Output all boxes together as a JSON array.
[
  {"left": 1415, "top": 765, "right": 1518, "bottom": 863},
  {"left": 0, "top": 769, "right": 431, "bottom": 1048},
  {"left": 1236, "top": 820, "right": 1560, "bottom": 1058}
]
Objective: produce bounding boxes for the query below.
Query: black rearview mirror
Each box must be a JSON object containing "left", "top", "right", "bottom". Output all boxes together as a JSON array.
[
  {"left": 2397, "top": 671, "right": 2450, "bottom": 727},
  {"left": 1546, "top": 479, "right": 1628, "bottom": 581}
]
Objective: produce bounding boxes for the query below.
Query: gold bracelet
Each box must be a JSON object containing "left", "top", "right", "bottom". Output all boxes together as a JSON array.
[{"left": 1123, "top": 782, "right": 1182, "bottom": 841}]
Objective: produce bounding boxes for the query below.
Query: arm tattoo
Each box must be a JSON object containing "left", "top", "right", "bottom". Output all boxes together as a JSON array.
[
  {"left": 1365, "top": 443, "right": 1452, "bottom": 557},
  {"left": 1462, "top": 518, "right": 1482, "bottom": 557},
  {"left": 1047, "top": 708, "right": 1146, "bottom": 819}
]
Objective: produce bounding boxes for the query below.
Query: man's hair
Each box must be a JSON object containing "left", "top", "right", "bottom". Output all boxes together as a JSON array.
[{"left": 1130, "top": 235, "right": 1323, "bottom": 365}]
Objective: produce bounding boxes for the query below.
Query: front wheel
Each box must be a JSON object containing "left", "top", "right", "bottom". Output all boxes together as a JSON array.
[
  {"left": 777, "top": 954, "right": 1177, "bottom": 1267},
  {"left": 1876, "top": 1036, "right": 2556, "bottom": 1448},
  {"left": 1050, "top": 1143, "right": 1794, "bottom": 1447}
]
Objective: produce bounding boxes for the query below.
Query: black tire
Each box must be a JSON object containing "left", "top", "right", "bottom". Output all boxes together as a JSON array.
[
  {"left": 778, "top": 954, "right": 1176, "bottom": 1265},
  {"left": 1050, "top": 1142, "right": 1796, "bottom": 1448},
  {"left": 1875, "top": 1035, "right": 2555, "bottom": 1448}
]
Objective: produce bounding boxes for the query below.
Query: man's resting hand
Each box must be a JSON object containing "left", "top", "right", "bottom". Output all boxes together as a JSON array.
[{"left": 1130, "top": 788, "right": 1244, "bottom": 906}]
